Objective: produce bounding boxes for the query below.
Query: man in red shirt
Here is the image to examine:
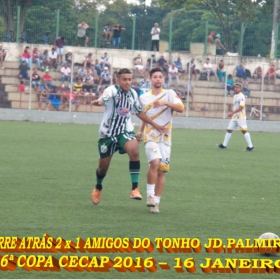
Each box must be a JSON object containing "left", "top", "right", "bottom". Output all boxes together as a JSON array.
[
  {"left": 42, "top": 70, "right": 54, "bottom": 91},
  {"left": 265, "top": 64, "right": 276, "bottom": 85}
]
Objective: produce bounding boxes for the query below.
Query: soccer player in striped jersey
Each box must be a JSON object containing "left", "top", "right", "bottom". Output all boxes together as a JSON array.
[
  {"left": 91, "top": 68, "right": 165, "bottom": 205},
  {"left": 136, "top": 68, "right": 185, "bottom": 213}
]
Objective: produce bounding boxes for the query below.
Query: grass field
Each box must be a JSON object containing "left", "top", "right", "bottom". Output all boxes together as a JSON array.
[{"left": 0, "top": 120, "right": 280, "bottom": 279}]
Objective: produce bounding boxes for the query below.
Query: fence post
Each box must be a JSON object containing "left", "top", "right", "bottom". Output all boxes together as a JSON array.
[
  {"left": 56, "top": 10, "right": 60, "bottom": 38},
  {"left": 94, "top": 12, "right": 99, "bottom": 48},
  {"left": 239, "top": 23, "right": 245, "bottom": 56},
  {"left": 275, "top": 23, "right": 279, "bottom": 58},
  {"left": 131, "top": 16, "right": 136, "bottom": 50},
  {"left": 168, "top": 16, "right": 173, "bottom": 52},
  {"left": 204, "top": 20, "right": 208, "bottom": 55},
  {"left": 16, "top": 6, "right": 20, "bottom": 42}
]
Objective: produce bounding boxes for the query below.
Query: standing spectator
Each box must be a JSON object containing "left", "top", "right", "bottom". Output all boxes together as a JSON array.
[
  {"left": 203, "top": 58, "right": 218, "bottom": 81},
  {"left": 0, "top": 44, "right": 7, "bottom": 69},
  {"left": 65, "top": 50, "right": 72, "bottom": 66},
  {"left": 60, "top": 62, "right": 71, "bottom": 87},
  {"left": 32, "top": 47, "right": 41, "bottom": 69},
  {"left": 215, "top": 34, "right": 226, "bottom": 55},
  {"left": 77, "top": 20, "right": 89, "bottom": 47},
  {"left": 253, "top": 66, "right": 262, "bottom": 84},
  {"left": 157, "top": 55, "right": 168, "bottom": 74},
  {"left": 54, "top": 36, "right": 66, "bottom": 65},
  {"left": 19, "top": 46, "right": 31, "bottom": 69},
  {"left": 233, "top": 61, "right": 246, "bottom": 80},
  {"left": 216, "top": 59, "right": 226, "bottom": 81},
  {"left": 207, "top": 31, "right": 215, "bottom": 44},
  {"left": 99, "top": 67, "right": 111, "bottom": 85},
  {"left": 150, "top": 23, "right": 160, "bottom": 52},
  {"left": 186, "top": 58, "right": 197, "bottom": 80},
  {"left": 133, "top": 53, "right": 145, "bottom": 76},
  {"left": 100, "top": 52, "right": 111, "bottom": 70},
  {"left": 31, "top": 68, "right": 41, "bottom": 94},
  {"left": 168, "top": 63, "right": 179, "bottom": 87},
  {"left": 18, "top": 61, "right": 29, "bottom": 80},
  {"left": 226, "top": 74, "right": 234, "bottom": 96},
  {"left": 173, "top": 57, "right": 186, "bottom": 77},
  {"left": 265, "top": 64, "right": 276, "bottom": 85},
  {"left": 48, "top": 48, "right": 58, "bottom": 69},
  {"left": 112, "top": 23, "right": 125, "bottom": 49}
]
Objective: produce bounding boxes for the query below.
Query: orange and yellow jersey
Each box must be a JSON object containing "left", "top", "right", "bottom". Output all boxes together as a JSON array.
[
  {"left": 233, "top": 92, "right": 246, "bottom": 120},
  {"left": 139, "top": 89, "right": 184, "bottom": 146}
]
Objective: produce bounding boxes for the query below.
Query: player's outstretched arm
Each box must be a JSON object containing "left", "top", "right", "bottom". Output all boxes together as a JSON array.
[{"left": 92, "top": 98, "right": 104, "bottom": 106}]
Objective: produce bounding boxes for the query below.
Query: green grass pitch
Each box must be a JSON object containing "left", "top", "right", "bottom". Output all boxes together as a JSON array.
[{"left": 0, "top": 120, "right": 279, "bottom": 279}]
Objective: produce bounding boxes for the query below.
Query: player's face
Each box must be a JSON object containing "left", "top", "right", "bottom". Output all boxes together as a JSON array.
[
  {"left": 234, "top": 85, "right": 241, "bottom": 94},
  {"left": 150, "top": 71, "right": 164, "bottom": 88},
  {"left": 117, "top": 73, "right": 132, "bottom": 92}
]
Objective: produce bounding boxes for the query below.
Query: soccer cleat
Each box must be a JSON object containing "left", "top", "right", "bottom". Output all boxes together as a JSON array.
[
  {"left": 91, "top": 188, "right": 101, "bottom": 205},
  {"left": 150, "top": 204, "right": 160, "bottom": 213},
  {"left": 130, "top": 188, "right": 142, "bottom": 200},
  {"left": 244, "top": 146, "right": 254, "bottom": 152},
  {"left": 216, "top": 144, "right": 227, "bottom": 149},
  {"left": 146, "top": 196, "right": 155, "bottom": 207}
]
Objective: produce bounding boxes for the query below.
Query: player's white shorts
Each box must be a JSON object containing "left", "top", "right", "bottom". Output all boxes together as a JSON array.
[
  {"left": 227, "top": 119, "right": 248, "bottom": 131},
  {"left": 145, "top": 141, "right": 171, "bottom": 172}
]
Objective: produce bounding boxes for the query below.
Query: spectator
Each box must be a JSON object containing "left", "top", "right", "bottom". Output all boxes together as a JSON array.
[
  {"left": 265, "top": 64, "right": 276, "bottom": 85},
  {"left": 83, "top": 52, "right": 93, "bottom": 69},
  {"left": 77, "top": 66, "right": 87, "bottom": 80},
  {"left": 207, "top": 31, "right": 215, "bottom": 44},
  {"left": 48, "top": 47, "right": 58, "bottom": 69},
  {"left": 82, "top": 78, "right": 95, "bottom": 104},
  {"left": 83, "top": 72, "right": 94, "bottom": 84},
  {"left": 18, "top": 80, "right": 25, "bottom": 93},
  {"left": 226, "top": 74, "right": 234, "bottom": 96},
  {"left": 77, "top": 20, "right": 89, "bottom": 47},
  {"left": 253, "top": 66, "right": 262, "bottom": 84},
  {"left": 73, "top": 77, "right": 84, "bottom": 96},
  {"left": 0, "top": 44, "right": 7, "bottom": 69},
  {"left": 60, "top": 87, "right": 79, "bottom": 111},
  {"left": 133, "top": 53, "right": 145, "bottom": 76},
  {"left": 100, "top": 52, "right": 111, "bottom": 70},
  {"left": 151, "top": 23, "right": 160, "bottom": 51},
  {"left": 94, "top": 59, "right": 102, "bottom": 76},
  {"left": 46, "top": 86, "right": 60, "bottom": 111},
  {"left": 233, "top": 61, "right": 246, "bottom": 80},
  {"left": 60, "top": 62, "right": 71, "bottom": 87},
  {"left": 186, "top": 58, "right": 197, "bottom": 80},
  {"left": 146, "top": 57, "right": 157, "bottom": 73},
  {"left": 168, "top": 63, "right": 179, "bottom": 86},
  {"left": 40, "top": 49, "right": 51, "bottom": 71},
  {"left": 182, "top": 81, "right": 194, "bottom": 101},
  {"left": 112, "top": 23, "right": 125, "bottom": 49},
  {"left": 65, "top": 50, "right": 72, "bottom": 66},
  {"left": 157, "top": 55, "right": 168, "bottom": 74},
  {"left": 18, "top": 61, "right": 29, "bottom": 80},
  {"left": 32, "top": 47, "right": 41, "bottom": 69},
  {"left": 103, "top": 25, "right": 112, "bottom": 43},
  {"left": 243, "top": 78, "right": 251, "bottom": 97},
  {"left": 38, "top": 87, "right": 49, "bottom": 110},
  {"left": 20, "top": 46, "right": 31, "bottom": 69},
  {"left": 42, "top": 70, "right": 55, "bottom": 92},
  {"left": 54, "top": 36, "right": 66, "bottom": 65},
  {"left": 31, "top": 68, "right": 41, "bottom": 94},
  {"left": 216, "top": 59, "right": 226, "bottom": 82},
  {"left": 99, "top": 67, "right": 111, "bottom": 85},
  {"left": 203, "top": 58, "right": 218, "bottom": 81},
  {"left": 139, "top": 74, "right": 151, "bottom": 93},
  {"left": 215, "top": 34, "right": 227, "bottom": 55},
  {"left": 173, "top": 57, "right": 186, "bottom": 77}
]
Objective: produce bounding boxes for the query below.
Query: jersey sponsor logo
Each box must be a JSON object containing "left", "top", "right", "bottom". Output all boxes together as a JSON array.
[
  {"left": 116, "top": 107, "right": 130, "bottom": 117},
  {"left": 100, "top": 144, "right": 108, "bottom": 153}
]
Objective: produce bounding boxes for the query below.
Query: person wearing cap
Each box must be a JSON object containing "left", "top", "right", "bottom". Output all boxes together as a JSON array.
[
  {"left": 217, "top": 82, "right": 254, "bottom": 152},
  {"left": 215, "top": 34, "right": 227, "bottom": 55},
  {"left": 151, "top": 23, "right": 160, "bottom": 51},
  {"left": 0, "top": 44, "right": 7, "bottom": 69},
  {"left": 65, "top": 50, "right": 72, "bottom": 66},
  {"left": 207, "top": 31, "right": 215, "bottom": 44},
  {"left": 265, "top": 64, "right": 276, "bottom": 85},
  {"left": 99, "top": 67, "right": 111, "bottom": 85}
]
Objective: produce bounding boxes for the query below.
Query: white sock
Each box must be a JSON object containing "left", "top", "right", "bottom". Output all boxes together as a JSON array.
[
  {"left": 147, "top": 184, "right": 155, "bottom": 197},
  {"left": 154, "top": 196, "right": 161, "bottom": 204},
  {"left": 244, "top": 132, "right": 253, "bottom": 148},
  {"left": 223, "top": 132, "right": 232, "bottom": 147}
]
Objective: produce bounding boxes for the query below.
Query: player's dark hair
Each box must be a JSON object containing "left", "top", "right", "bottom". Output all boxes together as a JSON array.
[
  {"left": 149, "top": 67, "right": 163, "bottom": 78},
  {"left": 117, "top": 68, "right": 131, "bottom": 77}
]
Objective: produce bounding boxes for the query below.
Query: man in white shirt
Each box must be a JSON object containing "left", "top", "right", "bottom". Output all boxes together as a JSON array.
[
  {"left": 99, "top": 67, "right": 111, "bottom": 85},
  {"left": 168, "top": 63, "right": 179, "bottom": 87},
  {"left": 151, "top": 23, "right": 160, "bottom": 52},
  {"left": 203, "top": 58, "right": 218, "bottom": 81},
  {"left": 60, "top": 62, "right": 71, "bottom": 87},
  {"left": 48, "top": 48, "right": 58, "bottom": 69},
  {"left": 100, "top": 52, "right": 111, "bottom": 70}
]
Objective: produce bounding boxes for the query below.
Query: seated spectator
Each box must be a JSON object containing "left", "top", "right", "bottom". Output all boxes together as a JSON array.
[
  {"left": 73, "top": 78, "right": 84, "bottom": 97},
  {"left": 243, "top": 78, "right": 251, "bottom": 98},
  {"left": 38, "top": 87, "right": 49, "bottom": 110},
  {"left": 133, "top": 53, "right": 145, "bottom": 76},
  {"left": 146, "top": 57, "right": 157, "bottom": 71},
  {"left": 94, "top": 59, "right": 102, "bottom": 76},
  {"left": 18, "top": 61, "right": 29, "bottom": 80},
  {"left": 65, "top": 50, "right": 72, "bottom": 66},
  {"left": 46, "top": 86, "right": 60, "bottom": 111},
  {"left": 157, "top": 55, "right": 168, "bottom": 74},
  {"left": 173, "top": 57, "right": 186, "bottom": 77},
  {"left": 99, "top": 67, "right": 111, "bottom": 85},
  {"left": 100, "top": 52, "right": 111, "bottom": 70},
  {"left": 203, "top": 58, "right": 218, "bottom": 81},
  {"left": 139, "top": 74, "right": 151, "bottom": 92},
  {"left": 31, "top": 68, "right": 41, "bottom": 94},
  {"left": 103, "top": 25, "right": 112, "bottom": 42},
  {"left": 83, "top": 52, "right": 94, "bottom": 69},
  {"left": 18, "top": 80, "right": 25, "bottom": 93},
  {"left": 233, "top": 61, "right": 246, "bottom": 80},
  {"left": 48, "top": 48, "right": 58, "bottom": 69},
  {"left": 265, "top": 64, "right": 276, "bottom": 85},
  {"left": 0, "top": 44, "right": 7, "bottom": 69},
  {"left": 82, "top": 78, "right": 94, "bottom": 98},
  {"left": 77, "top": 66, "right": 87, "bottom": 80},
  {"left": 186, "top": 58, "right": 197, "bottom": 80},
  {"left": 42, "top": 69, "right": 55, "bottom": 91},
  {"left": 32, "top": 47, "right": 41, "bottom": 69},
  {"left": 60, "top": 62, "right": 71, "bottom": 87},
  {"left": 226, "top": 74, "right": 234, "bottom": 96},
  {"left": 40, "top": 49, "right": 51, "bottom": 71},
  {"left": 216, "top": 59, "right": 226, "bottom": 82},
  {"left": 60, "top": 87, "right": 79, "bottom": 112},
  {"left": 253, "top": 66, "right": 262, "bottom": 84},
  {"left": 168, "top": 63, "right": 179, "bottom": 86},
  {"left": 173, "top": 85, "right": 182, "bottom": 99},
  {"left": 20, "top": 46, "right": 31, "bottom": 69},
  {"left": 182, "top": 81, "right": 194, "bottom": 101}
]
